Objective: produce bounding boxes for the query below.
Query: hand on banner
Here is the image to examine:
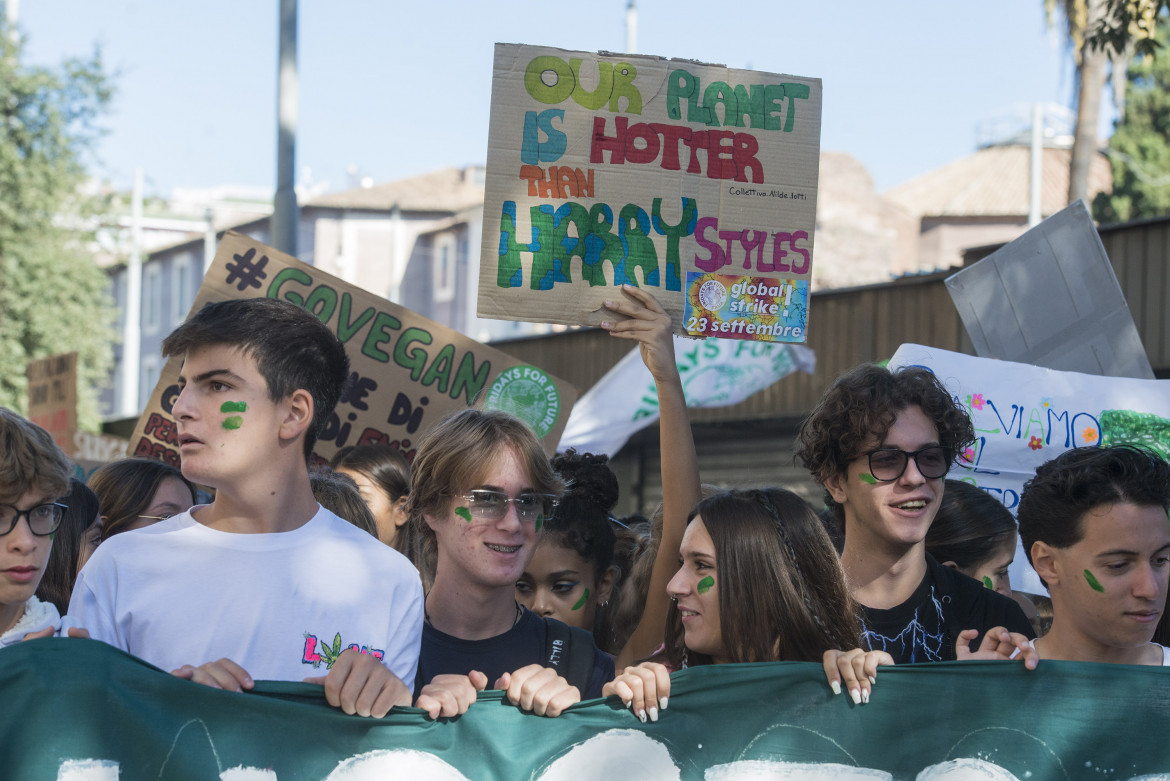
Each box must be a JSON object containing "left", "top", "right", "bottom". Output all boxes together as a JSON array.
[
  {"left": 957, "top": 627, "right": 1039, "bottom": 669},
  {"left": 303, "top": 648, "right": 411, "bottom": 718},
  {"left": 822, "top": 648, "right": 894, "bottom": 705},
  {"left": 23, "top": 625, "right": 90, "bottom": 641},
  {"left": 603, "top": 662, "right": 671, "bottom": 723},
  {"left": 172, "top": 657, "right": 255, "bottom": 692},
  {"left": 601, "top": 284, "right": 676, "bottom": 384},
  {"left": 494, "top": 664, "right": 580, "bottom": 717},
  {"left": 415, "top": 671, "right": 488, "bottom": 719}
]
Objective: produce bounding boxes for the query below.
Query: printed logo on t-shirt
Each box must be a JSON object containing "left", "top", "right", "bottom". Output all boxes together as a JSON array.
[
  {"left": 302, "top": 632, "right": 385, "bottom": 669},
  {"left": 859, "top": 585, "right": 946, "bottom": 664}
]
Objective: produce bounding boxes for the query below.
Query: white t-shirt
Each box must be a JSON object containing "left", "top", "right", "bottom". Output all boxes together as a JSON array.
[
  {"left": 1012, "top": 638, "right": 1170, "bottom": 666},
  {"left": 0, "top": 596, "right": 60, "bottom": 648},
  {"left": 65, "top": 506, "right": 423, "bottom": 684}
]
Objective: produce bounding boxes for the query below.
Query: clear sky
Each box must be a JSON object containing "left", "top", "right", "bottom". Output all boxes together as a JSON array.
[{"left": 15, "top": 0, "right": 1111, "bottom": 199}]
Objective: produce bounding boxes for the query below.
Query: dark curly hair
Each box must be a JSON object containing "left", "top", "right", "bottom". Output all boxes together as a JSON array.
[
  {"left": 796, "top": 364, "right": 975, "bottom": 519},
  {"left": 543, "top": 449, "right": 619, "bottom": 650},
  {"left": 546, "top": 450, "right": 618, "bottom": 572},
  {"left": 1019, "top": 446, "right": 1170, "bottom": 584}
]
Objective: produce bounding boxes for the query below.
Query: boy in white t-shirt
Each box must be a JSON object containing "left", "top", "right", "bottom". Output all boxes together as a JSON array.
[{"left": 67, "top": 298, "right": 423, "bottom": 717}]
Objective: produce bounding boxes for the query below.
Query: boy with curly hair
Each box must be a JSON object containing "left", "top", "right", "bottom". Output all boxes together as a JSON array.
[{"left": 797, "top": 364, "right": 1033, "bottom": 664}]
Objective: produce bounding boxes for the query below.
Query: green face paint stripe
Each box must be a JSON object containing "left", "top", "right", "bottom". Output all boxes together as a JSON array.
[
  {"left": 536, "top": 514, "right": 543, "bottom": 533},
  {"left": 697, "top": 576, "right": 714, "bottom": 594},
  {"left": 859, "top": 473, "right": 879, "bottom": 485},
  {"left": 454, "top": 506, "right": 472, "bottom": 523},
  {"left": 219, "top": 401, "right": 247, "bottom": 413},
  {"left": 1084, "top": 569, "right": 1105, "bottom": 593},
  {"left": 222, "top": 416, "right": 243, "bottom": 430},
  {"left": 571, "top": 588, "right": 590, "bottom": 611},
  {"left": 982, "top": 576, "right": 993, "bottom": 590}
]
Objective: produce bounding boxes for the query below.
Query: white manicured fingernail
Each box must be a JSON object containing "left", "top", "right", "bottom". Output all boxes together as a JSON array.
[
  {"left": 849, "top": 689, "right": 861, "bottom": 705},
  {"left": 648, "top": 706, "right": 658, "bottom": 722},
  {"left": 830, "top": 680, "right": 842, "bottom": 695},
  {"left": 622, "top": 698, "right": 631, "bottom": 708},
  {"left": 660, "top": 696, "right": 668, "bottom": 710},
  {"left": 861, "top": 689, "right": 870, "bottom": 704},
  {"left": 637, "top": 709, "right": 647, "bottom": 723},
  {"left": 869, "top": 675, "right": 876, "bottom": 685}
]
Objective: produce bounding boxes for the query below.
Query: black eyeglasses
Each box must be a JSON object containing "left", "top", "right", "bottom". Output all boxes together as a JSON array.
[
  {"left": 0, "top": 502, "right": 67, "bottom": 536},
  {"left": 455, "top": 490, "right": 558, "bottom": 523},
  {"left": 864, "top": 446, "right": 953, "bottom": 482}
]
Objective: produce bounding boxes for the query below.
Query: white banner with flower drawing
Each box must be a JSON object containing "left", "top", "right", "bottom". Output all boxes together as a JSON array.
[{"left": 889, "top": 344, "right": 1170, "bottom": 594}]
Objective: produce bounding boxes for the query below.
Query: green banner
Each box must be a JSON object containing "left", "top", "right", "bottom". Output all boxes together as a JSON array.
[{"left": 3, "top": 639, "right": 1170, "bottom": 780}]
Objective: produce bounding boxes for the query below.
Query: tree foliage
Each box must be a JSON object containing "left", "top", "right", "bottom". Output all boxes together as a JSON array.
[
  {"left": 0, "top": 24, "right": 117, "bottom": 430},
  {"left": 1045, "top": 0, "right": 1132, "bottom": 205},
  {"left": 1086, "top": 0, "right": 1165, "bottom": 55},
  {"left": 1093, "top": 17, "right": 1170, "bottom": 222}
]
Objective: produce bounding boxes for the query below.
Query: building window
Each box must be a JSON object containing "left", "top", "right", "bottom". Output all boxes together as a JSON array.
[
  {"left": 433, "top": 233, "right": 456, "bottom": 303},
  {"left": 142, "top": 264, "right": 162, "bottom": 334},
  {"left": 172, "top": 256, "right": 193, "bottom": 326},
  {"left": 139, "top": 355, "right": 160, "bottom": 410}
]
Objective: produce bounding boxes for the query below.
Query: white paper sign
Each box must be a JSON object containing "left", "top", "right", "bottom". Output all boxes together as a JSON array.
[{"left": 889, "top": 343, "right": 1170, "bottom": 593}]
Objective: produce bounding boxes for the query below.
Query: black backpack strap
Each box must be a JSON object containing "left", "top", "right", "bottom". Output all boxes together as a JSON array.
[{"left": 543, "top": 617, "right": 596, "bottom": 694}]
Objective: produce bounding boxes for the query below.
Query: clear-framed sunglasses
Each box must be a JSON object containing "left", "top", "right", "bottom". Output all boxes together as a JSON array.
[
  {"left": 455, "top": 490, "right": 558, "bottom": 523},
  {"left": 0, "top": 502, "right": 67, "bottom": 536}
]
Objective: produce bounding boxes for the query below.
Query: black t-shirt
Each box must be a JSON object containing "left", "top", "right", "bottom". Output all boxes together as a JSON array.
[
  {"left": 858, "top": 554, "right": 1035, "bottom": 664},
  {"left": 417, "top": 607, "right": 614, "bottom": 699}
]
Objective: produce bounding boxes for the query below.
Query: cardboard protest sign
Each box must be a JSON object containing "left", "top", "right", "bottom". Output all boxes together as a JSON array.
[
  {"left": 71, "top": 431, "right": 130, "bottom": 481},
  {"left": 479, "top": 43, "right": 821, "bottom": 343},
  {"left": 25, "top": 351, "right": 77, "bottom": 454},
  {"left": 888, "top": 343, "right": 1170, "bottom": 593},
  {"left": 8, "top": 640, "right": 1170, "bottom": 780},
  {"left": 129, "top": 232, "right": 577, "bottom": 467},
  {"left": 946, "top": 199, "right": 1155, "bottom": 379}
]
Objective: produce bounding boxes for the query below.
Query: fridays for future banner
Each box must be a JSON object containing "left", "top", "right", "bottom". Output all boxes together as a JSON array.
[
  {"left": 129, "top": 232, "right": 577, "bottom": 466},
  {"left": 888, "top": 344, "right": 1170, "bottom": 593},
  {"left": 478, "top": 44, "right": 821, "bottom": 344},
  {"left": 5, "top": 640, "right": 1170, "bottom": 780}
]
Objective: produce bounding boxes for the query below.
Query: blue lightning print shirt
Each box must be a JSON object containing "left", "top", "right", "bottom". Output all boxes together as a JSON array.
[
  {"left": 859, "top": 567, "right": 949, "bottom": 664},
  {"left": 857, "top": 554, "right": 1035, "bottom": 664}
]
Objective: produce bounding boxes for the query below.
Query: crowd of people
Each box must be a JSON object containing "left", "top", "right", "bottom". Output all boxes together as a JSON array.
[{"left": 2, "top": 292, "right": 1168, "bottom": 727}]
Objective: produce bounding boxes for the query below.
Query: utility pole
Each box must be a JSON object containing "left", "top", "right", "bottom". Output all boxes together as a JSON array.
[
  {"left": 119, "top": 168, "right": 144, "bottom": 417},
  {"left": 625, "top": 0, "right": 637, "bottom": 54},
  {"left": 272, "top": 0, "right": 298, "bottom": 255},
  {"left": 203, "top": 207, "right": 216, "bottom": 272},
  {"left": 1029, "top": 104, "right": 1043, "bottom": 227},
  {"left": 5, "top": 0, "right": 18, "bottom": 46}
]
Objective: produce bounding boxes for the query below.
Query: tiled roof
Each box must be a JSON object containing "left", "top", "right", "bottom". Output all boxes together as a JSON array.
[
  {"left": 306, "top": 166, "right": 485, "bottom": 212},
  {"left": 883, "top": 145, "right": 1112, "bottom": 218}
]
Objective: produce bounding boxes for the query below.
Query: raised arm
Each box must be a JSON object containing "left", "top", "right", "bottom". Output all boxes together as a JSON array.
[{"left": 602, "top": 284, "right": 701, "bottom": 668}]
